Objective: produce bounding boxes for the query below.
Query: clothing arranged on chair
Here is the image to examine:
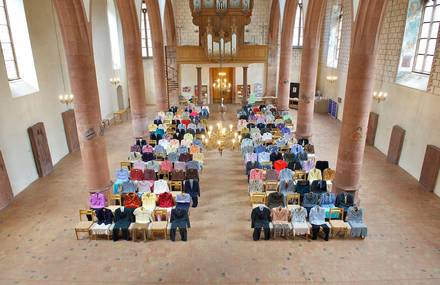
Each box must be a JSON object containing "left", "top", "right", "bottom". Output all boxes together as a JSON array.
[
  {"left": 273, "top": 160, "right": 288, "bottom": 172},
  {"left": 89, "top": 192, "right": 106, "bottom": 209},
  {"left": 170, "top": 208, "right": 191, "bottom": 241},
  {"left": 124, "top": 193, "right": 141, "bottom": 209},
  {"left": 335, "top": 192, "right": 354, "bottom": 212},
  {"left": 267, "top": 192, "right": 283, "bottom": 208},
  {"left": 323, "top": 168, "right": 336, "bottom": 181},
  {"left": 302, "top": 192, "right": 320, "bottom": 214},
  {"left": 251, "top": 205, "right": 271, "bottom": 241},
  {"left": 133, "top": 206, "right": 153, "bottom": 224},
  {"left": 271, "top": 207, "right": 291, "bottom": 238},
  {"left": 141, "top": 193, "right": 156, "bottom": 211},
  {"left": 113, "top": 207, "right": 134, "bottom": 241},
  {"left": 291, "top": 207, "right": 309, "bottom": 236},
  {"left": 95, "top": 208, "right": 113, "bottom": 225},
  {"left": 153, "top": 179, "right": 170, "bottom": 194},
  {"left": 315, "top": 160, "right": 329, "bottom": 173},
  {"left": 311, "top": 180, "right": 327, "bottom": 194},
  {"left": 184, "top": 179, "right": 200, "bottom": 207},
  {"left": 309, "top": 205, "right": 330, "bottom": 241},
  {"left": 157, "top": 192, "right": 174, "bottom": 208},
  {"left": 307, "top": 168, "right": 322, "bottom": 182},
  {"left": 347, "top": 207, "right": 367, "bottom": 238}
]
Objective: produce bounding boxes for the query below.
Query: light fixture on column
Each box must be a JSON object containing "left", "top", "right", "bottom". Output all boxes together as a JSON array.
[
  {"left": 326, "top": 75, "right": 338, "bottom": 83},
  {"left": 109, "top": 76, "right": 120, "bottom": 87},
  {"left": 373, "top": 91, "right": 388, "bottom": 103},
  {"left": 58, "top": 94, "right": 74, "bottom": 109}
]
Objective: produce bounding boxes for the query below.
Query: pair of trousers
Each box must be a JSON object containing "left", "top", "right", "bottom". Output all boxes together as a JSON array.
[
  {"left": 253, "top": 227, "right": 270, "bottom": 241},
  {"left": 311, "top": 224, "right": 330, "bottom": 240},
  {"left": 113, "top": 227, "right": 129, "bottom": 241},
  {"left": 191, "top": 196, "right": 198, "bottom": 207},
  {"left": 170, "top": 227, "right": 187, "bottom": 241}
]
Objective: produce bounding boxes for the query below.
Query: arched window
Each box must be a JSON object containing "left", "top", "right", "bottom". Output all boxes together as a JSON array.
[
  {"left": 292, "top": 0, "right": 304, "bottom": 47},
  {"left": 0, "top": 0, "right": 19, "bottom": 80},
  {"left": 140, "top": 0, "right": 153, "bottom": 58},
  {"left": 413, "top": 0, "right": 440, "bottom": 74},
  {"left": 327, "top": 4, "right": 343, "bottom": 68}
]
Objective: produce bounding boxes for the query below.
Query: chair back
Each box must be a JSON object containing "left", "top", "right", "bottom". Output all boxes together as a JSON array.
[
  {"left": 170, "top": 181, "right": 183, "bottom": 192},
  {"left": 109, "top": 194, "right": 122, "bottom": 205},
  {"left": 120, "top": 161, "right": 131, "bottom": 170},
  {"left": 148, "top": 139, "right": 157, "bottom": 146},
  {"left": 153, "top": 208, "right": 168, "bottom": 221},
  {"left": 286, "top": 193, "right": 301, "bottom": 206},
  {"left": 250, "top": 192, "right": 266, "bottom": 205},
  {"left": 329, "top": 207, "right": 344, "bottom": 221},
  {"left": 294, "top": 170, "right": 307, "bottom": 181},
  {"left": 79, "top": 209, "right": 94, "bottom": 221}
]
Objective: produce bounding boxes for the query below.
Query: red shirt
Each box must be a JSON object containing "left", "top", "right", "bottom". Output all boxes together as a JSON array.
[
  {"left": 273, "top": 160, "right": 288, "bottom": 172},
  {"left": 181, "top": 119, "right": 191, "bottom": 127},
  {"left": 158, "top": 192, "right": 175, "bottom": 208},
  {"left": 124, "top": 193, "right": 141, "bottom": 209},
  {"left": 130, "top": 169, "right": 144, "bottom": 181}
]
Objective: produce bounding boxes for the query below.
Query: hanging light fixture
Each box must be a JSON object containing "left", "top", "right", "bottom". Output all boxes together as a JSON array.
[{"left": 373, "top": 91, "right": 388, "bottom": 103}]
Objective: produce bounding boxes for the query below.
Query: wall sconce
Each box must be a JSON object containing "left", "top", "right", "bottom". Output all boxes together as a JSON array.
[
  {"left": 59, "top": 94, "right": 74, "bottom": 109},
  {"left": 109, "top": 77, "right": 120, "bottom": 87},
  {"left": 326, "top": 75, "right": 338, "bottom": 83},
  {"left": 373, "top": 91, "right": 388, "bottom": 103}
]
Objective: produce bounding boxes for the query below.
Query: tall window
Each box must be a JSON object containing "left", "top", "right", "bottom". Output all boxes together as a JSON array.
[
  {"left": 140, "top": 1, "right": 153, "bottom": 58},
  {"left": 413, "top": 0, "right": 440, "bottom": 74},
  {"left": 292, "top": 0, "right": 304, "bottom": 47},
  {"left": 0, "top": 0, "right": 19, "bottom": 80},
  {"left": 327, "top": 5, "right": 343, "bottom": 68}
]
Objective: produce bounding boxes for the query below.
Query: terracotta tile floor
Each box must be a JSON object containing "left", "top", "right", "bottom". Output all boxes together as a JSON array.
[{"left": 0, "top": 104, "right": 440, "bottom": 285}]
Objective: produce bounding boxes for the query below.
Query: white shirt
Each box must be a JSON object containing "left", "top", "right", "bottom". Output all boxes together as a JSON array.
[
  {"left": 153, "top": 179, "right": 170, "bottom": 194},
  {"left": 133, "top": 207, "right": 153, "bottom": 224},
  {"left": 262, "top": 132, "right": 273, "bottom": 142}
]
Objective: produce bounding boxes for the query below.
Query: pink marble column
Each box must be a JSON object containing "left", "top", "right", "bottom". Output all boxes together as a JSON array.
[
  {"left": 266, "top": 0, "right": 280, "bottom": 98},
  {"left": 146, "top": 0, "right": 168, "bottom": 111},
  {"left": 53, "top": 0, "right": 111, "bottom": 192},
  {"left": 115, "top": 0, "right": 148, "bottom": 137},
  {"left": 333, "top": 0, "right": 387, "bottom": 199},
  {"left": 197, "top": 67, "right": 202, "bottom": 105},
  {"left": 277, "top": 0, "right": 298, "bottom": 111},
  {"left": 296, "top": 0, "right": 326, "bottom": 139},
  {"left": 242, "top": 66, "right": 248, "bottom": 105}
]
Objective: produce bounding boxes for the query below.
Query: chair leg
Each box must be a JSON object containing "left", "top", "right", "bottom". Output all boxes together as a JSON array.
[{"left": 75, "top": 230, "right": 79, "bottom": 240}]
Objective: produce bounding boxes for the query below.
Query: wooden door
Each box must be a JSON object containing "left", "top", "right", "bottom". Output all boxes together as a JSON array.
[
  {"left": 28, "top": 122, "right": 53, "bottom": 177},
  {"left": 210, "top": 67, "right": 234, "bottom": 103},
  {"left": 62, "top": 110, "right": 80, "bottom": 153},
  {"left": 0, "top": 150, "right": 13, "bottom": 209}
]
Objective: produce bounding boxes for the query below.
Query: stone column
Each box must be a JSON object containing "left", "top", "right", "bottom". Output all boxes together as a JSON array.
[
  {"left": 146, "top": 0, "right": 168, "bottom": 111},
  {"left": 242, "top": 66, "right": 248, "bottom": 105},
  {"left": 115, "top": 0, "right": 148, "bottom": 138},
  {"left": 333, "top": 0, "right": 387, "bottom": 199},
  {"left": 276, "top": 0, "right": 298, "bottom": 111},
  {"left": 296, "top": 0, "right": 327, "bottom": 139},
  {"left": 266, "top": 0, "right": 280, "bottom": 98},
  {"left": 196, "top": 67, "right": 202, "bottom": 105},
  {"left": 53, "top": 0, "right": 111, "bottom": 192}
]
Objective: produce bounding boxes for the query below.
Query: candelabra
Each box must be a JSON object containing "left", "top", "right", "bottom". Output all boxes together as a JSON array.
[
  {"left": 58, "top": 94, "right": 74, "bottom": 109},
  {"left": 109, "top": 76, "right": 120, "bottom": 87},
  {"left": 373, "top": 91, "right": 388, "bottom": 103},
  {"left": 201, "top": 121, "right": 240, "bottom": 156}
]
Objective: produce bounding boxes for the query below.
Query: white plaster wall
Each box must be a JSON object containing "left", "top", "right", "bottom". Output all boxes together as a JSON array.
[
  {"left": 91, "top": 0, "right": 119, "bottom": 119},
  {"left": 0, "top": 0, "right": 70, "bottom": 195},
  {"left": 143, "top": 59, "right": 157, "bottom": 105},
  {"left": 371, "top": 82, "right": 440, "bottom": 196}
]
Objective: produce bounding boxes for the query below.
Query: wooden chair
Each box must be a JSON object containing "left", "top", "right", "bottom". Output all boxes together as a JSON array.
[
  {"left": 75, "top": 209, "right": 95, "bottom": 240},
  {"left": 120, "top": 161, "right": 131, "bottom": 170},
  {"left": 294, "top": 170, "right": 307, "bottom": 181},
  {"left": 113, "top": 109, "right": 128, "bottom": 123},
  {"left": 329, "top": 208, "right": 351, "bottom": 238},
  {"left": 264, "top": 181, "right": 278, "bottom": 192},
  {"left": 150, "top": 209, "right": 168, "bottom": 240},
  {"left": 279, "top": 146, "right": 289, "bottom": 153},
  {"left": 109, "top": 194, "right": 122, "bottom": 205},
  {"left": 250, "top": 192, "right": 266, "bottom": 207},
  {"left": 286, "top": 193, "right": 301, "bottom": 210},
  {"left": 132, "top": 223, "right": 148, "bottom": 242},
  {"left": 158, "top": 169, "right": 170, "bottom": 179},
  {"left": 148, "top": 139, "right": 157, "bottom": 146},
  {"left": 170, "top": 180, "right": 183, "bottom": 192}
]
